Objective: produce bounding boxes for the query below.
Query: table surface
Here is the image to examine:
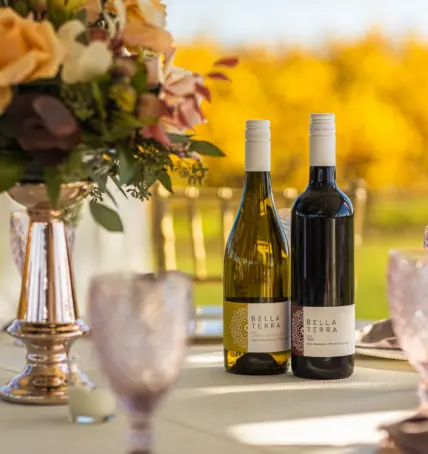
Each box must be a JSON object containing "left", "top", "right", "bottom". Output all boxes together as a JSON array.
[{"left": 0, "top": 333, "right": 418, "bottom": 454}]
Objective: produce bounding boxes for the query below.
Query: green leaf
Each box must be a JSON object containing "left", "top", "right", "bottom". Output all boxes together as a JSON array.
[
  {"left": 141, "top": 165, "right": 157, "bottom": 188},
  {"left": 118, "top": 146, "right": 136, "bottom": 185},
  {"left": 157, "top": 171, "right": 173, "bottom": 193},
  {"left": 108, "top": 175, "right": 128, "bottom": 199},
  {"left": 131, "top": 71, "right": 148, "bottom": 94},
  {"left": 62, "top": 147, "right": 85, "bottom": 178},
  {"left": 0, "top": 155, "right": 24, "bottom": 192},
  {"left": 73, "top": 5, "right": 88, "bottom": 23},
  {"left": 46, "top": 0, "right": 73, "bottom": 27},
  {"left": 107, "top": 113, "right": 147, "bottom": 141},
  {"left": 105, "top": 187, "right": 118, "bottom": 208},
  {"left": 114, "top": 112, "right": 146, "bottom": 129},
  {"left": 89, "top": 202, "right": 124, "bottom": 232},
  {"left": 189, "top": 140, "right": 226, "bottom": 157},
  {"left": 91, "top": 81, "right": 107, "bottom": 121},
  {"left": 44, "top": 168, "right": 61, "bottom": 208},
  {"left": 166, "top": 133, "right": 193, "bottom": 144},
  {"left": 88, "top": 170, "right": 108, "bottom": 192}
]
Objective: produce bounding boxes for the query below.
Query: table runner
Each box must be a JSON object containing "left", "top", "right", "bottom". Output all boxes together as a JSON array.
[{"left": 0, "top": 336, "right": 419, "bottom": 454}]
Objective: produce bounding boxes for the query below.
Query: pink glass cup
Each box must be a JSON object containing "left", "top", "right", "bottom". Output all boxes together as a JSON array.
[
  {"left": 388, "top": 249, "right": 428, "bottom": 409},
  {"left": 88, "top": 271, "right": 192, "bottom": 454}
]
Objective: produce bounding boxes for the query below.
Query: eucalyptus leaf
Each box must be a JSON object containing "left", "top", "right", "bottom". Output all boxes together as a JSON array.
[
  {"left": 88, "top": 170, "right": 107, "bottom": 192},
  {"left": 113, "top": 112, "right": 146, "bottom": 129},
  {"left": 143, "top": 166, "right": 157, "bottom": 188},
  {"left": 105, "top": 187, "right": 118, "bottom": 207},
  {"left": 117, "top": 145, "right": 136, "bottom": 185},
  {"left": 167, "top": 133, "right": 193, "bottom": 144},
  {"left": 89, "top": 202, "right": 124, "bottom": 232},
  {"left": 0, "top": 155, "right": 24, "bottom": 192},
  {"left": 109, "top": 175, "right": 129, "bottom": 199},
  {"left": 157, "top": 172, "right": 173, "bottom": 193},
  {"left": 63, "top": 147, "right": 85, "bottom": 178},
  {"left": 189, "top": 140, "right": 226, "bottom": 157}
]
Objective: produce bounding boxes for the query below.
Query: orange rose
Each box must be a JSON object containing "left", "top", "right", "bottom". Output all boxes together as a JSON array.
[{"left": 0, "top": 8, "right": 65, "bottom": 114}]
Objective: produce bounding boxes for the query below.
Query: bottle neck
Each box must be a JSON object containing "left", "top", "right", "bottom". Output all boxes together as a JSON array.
[
  {"left": 309, "top": 166, "right": 336, "bottom": 188},
  {"left": 243, "top": 172, "right": 272, "bottom": 199},
  {"left": 309, "top": 128, "right": 336, "bottom": 187}
]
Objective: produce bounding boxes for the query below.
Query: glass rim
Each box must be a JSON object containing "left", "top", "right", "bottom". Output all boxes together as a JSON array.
[
  {"left": 89, "top": 270, "right": 190, "bottom": 287},
  {"left": 389, "top": 248, "right": 428, "bottom": 266}
]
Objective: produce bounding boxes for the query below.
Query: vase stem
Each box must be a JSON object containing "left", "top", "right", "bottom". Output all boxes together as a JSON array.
[
  {"left": 19, "top": 217, "right": 76, "bottom": 323},
  {"left": 0, "top": 182, "right": 93, "bottom": 405}
]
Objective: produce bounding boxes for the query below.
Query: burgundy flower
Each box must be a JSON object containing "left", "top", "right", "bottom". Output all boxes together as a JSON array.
[{"left": 5, "top": 93, "right": 81, "bottom": 166}]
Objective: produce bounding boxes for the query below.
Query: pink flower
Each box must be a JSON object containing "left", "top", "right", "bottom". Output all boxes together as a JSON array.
[
  {"left": 141, "top": 50, "right": 237, "bottom": 149},
  {"left": 160, "top": 51, "right": 209, "bottom": 134}
]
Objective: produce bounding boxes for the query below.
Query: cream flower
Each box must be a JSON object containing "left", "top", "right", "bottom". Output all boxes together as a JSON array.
[
  {"left": 57, "top": 20, "right": 113, "bottom": 84},
  {"left": 0, "top": 8, "right": 65, "bottom": 113}
]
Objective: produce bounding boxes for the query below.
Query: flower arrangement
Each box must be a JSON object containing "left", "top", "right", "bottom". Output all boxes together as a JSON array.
[{"left": 0, "top": 0, "right": 237, "bottom": 230}]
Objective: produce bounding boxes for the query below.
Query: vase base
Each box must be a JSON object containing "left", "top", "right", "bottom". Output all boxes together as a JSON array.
[
  {"left": 0, "top": 366, "right": 94, "bottom": 405},
  {"left": 0, "top": 320, "right": 93, "bottom": 405},
  {"left": 0, "top": 368, "right": 93, "bottom": 405}
]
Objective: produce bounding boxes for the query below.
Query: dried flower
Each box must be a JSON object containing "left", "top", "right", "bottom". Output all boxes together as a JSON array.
[
  {"left": 105, "top": 0, "right": 166, "bottom": 28},
  {"left": 103, "top": 0, "right": 172, "bottom": 52},
  {"left": 112, "top": 56, "right": 137, "bottom": 78},
  {"left": 4, "top": 93, "right": 81, "bottom": 166},
  {"left": 137, "top": 93, "right": 168, "bottom": 119},
  {"left": 143, "top": 54, "right": 163, "bottom": 86},
  {"left": 161, "top": 52, "right": 209, "bottom": 134}
]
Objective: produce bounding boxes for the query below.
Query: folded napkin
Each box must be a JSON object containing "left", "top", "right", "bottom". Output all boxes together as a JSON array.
[
  {"left": 355, "top": 318, "right": 401, "bottom": 350},
  {"left": 379, "top": 412, "right": 428, "bottom": 454}
]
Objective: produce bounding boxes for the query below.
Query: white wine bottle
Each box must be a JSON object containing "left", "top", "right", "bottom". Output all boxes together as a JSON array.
[
  {"left": 291, "top": 113, "right": 355, "bottom": 380},
  {"left": 223, "top": 120, "right": 291, "bottom": 375}
]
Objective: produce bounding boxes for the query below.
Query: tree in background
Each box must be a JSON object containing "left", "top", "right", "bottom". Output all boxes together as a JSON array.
[{"left": 174, "top": 32, "right": 428, "bottom": 190}]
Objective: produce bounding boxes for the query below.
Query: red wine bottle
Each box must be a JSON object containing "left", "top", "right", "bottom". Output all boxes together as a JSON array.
[{"left": 291, "top": 113, "right": 355, "bottom": 380}]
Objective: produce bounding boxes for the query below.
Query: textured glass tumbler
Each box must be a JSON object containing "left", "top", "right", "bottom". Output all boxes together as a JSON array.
[
  {"left": 388, "top": 249, "right": 428, "bottom": 410},
  {"left": 88, "top": 272, "right": 192, "bottom": 454}
]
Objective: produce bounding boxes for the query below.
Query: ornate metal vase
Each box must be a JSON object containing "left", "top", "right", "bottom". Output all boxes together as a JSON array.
[{"left": 0, "top": 182, "right": 93, "bottom": 405}]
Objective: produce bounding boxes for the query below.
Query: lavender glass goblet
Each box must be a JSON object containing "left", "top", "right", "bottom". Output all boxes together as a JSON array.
[
  {"left": 388, "top": 249, "right": 428, "bottom": 410},
  {"left": 88, "top": 271, "right": 192, "bottom": 454}
]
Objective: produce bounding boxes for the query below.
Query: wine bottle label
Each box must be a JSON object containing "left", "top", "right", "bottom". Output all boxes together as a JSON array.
[
  {"left": 223, "top": 301, "right": 290, "bottom": 353},
  {"left": 291, "top": 303, "right": 355, "bottom": 357}
]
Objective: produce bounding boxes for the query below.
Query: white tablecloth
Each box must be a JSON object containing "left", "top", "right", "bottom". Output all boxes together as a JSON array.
[{"left": 0, "top": 336, "right": 419, "bottom": 454}]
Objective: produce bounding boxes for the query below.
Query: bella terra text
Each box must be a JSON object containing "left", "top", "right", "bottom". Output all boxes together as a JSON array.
[
  {"left": 251, "top": 316, "right": 281, "bottom": 329},
  {"left": 306, "top": 319, "right": 338, "bottom": 333}
]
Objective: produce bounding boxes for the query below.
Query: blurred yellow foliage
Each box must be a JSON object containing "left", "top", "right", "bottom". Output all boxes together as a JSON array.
[{"left": 173, "top": 33, "right": 428, "bottom": 190}]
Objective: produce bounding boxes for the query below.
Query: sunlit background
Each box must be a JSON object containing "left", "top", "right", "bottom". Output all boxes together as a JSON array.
[
  {"left": 2, "top": 0, "right": 428, "bottom": 321},
  {"left": 166, "top": 0, "right": 428, "bottom": 321}
]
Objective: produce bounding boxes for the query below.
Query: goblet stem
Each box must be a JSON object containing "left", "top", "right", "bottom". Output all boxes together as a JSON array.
[
  {"left": 127, "top": 412, "right": 153, "bottom": 454},
  {"left": 418, "top": 380, "right": 428, "bottom": 414},
  {"left": 120, "top": 397, "right": 155, "bottom": 454}
]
